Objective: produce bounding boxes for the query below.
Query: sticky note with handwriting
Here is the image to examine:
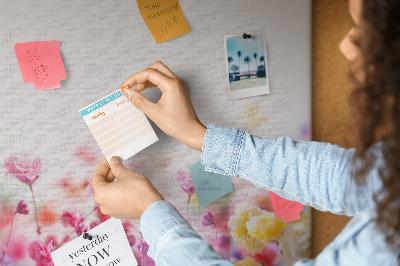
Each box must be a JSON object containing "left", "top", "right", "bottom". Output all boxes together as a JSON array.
[
  {"left": 79, "top": 90, "right": 158, "bottom": 162},
  {"left": 137, "top": 0, "right": 191, "bottom": 44},
  {"left": 14, "top": 41, "right": 66, "bottom": 90},
  {"left": 269, "top": 191, "right": 304, "bottom": 223},
  {"left": 190, "top": 160, "right": 233, "bottom": 208},
  {"left": 51, "top": 218, "right": 137, "bottom": 266}
]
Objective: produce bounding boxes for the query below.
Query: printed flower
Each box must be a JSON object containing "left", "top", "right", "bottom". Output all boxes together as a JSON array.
[
  {"left": 228, "top": 207, "right": 265, "bottom": 254},
  {"left": 230, "top": 248, "right": 244, "bottom": 261},
  {"left": 0, "top": 253, "right": 12, "bottom": 266},
  {"left": 252, "top": 243, "right": 282, "bottom": 266},
  {"left": 216, "top": 235, "right": 231, "bottom": 250},
  {"left": 278, "top": 208, "right": 311, "bottom": 259},
  {"left": 86, "top": 182, "right": 94, "bottom": 195},
  {"left": 89, "top": 221, "right": 101, "bottom": 229},
  {"left": 75, "top": 223, "right": 88, "bottom": 236},
  {"left": 28, "top": 239, "right": 54, "bottom": 266},
  {"left": 4, "top": 236, "right": 27, "bottom": 261},
  {"left": 16, "top": 200, "right": 30, "bottom": 215},
  {"left": 127, "top": 234, "right": 135, "bottom": 247},
  {"left": 38, "top": 206, "right": 57, "bottom": 226},
  {"left": 75, "top": 146, "right": 97, "bottom": 165},
  {"left": 202, "top": 211, "right": 215, "bottom": 226},
  {"left": 60, "top": 210, "right": 84, "bottom": 228},
  {"left": 234, "top": 257, "right": 263, "bottom": 266},
  {"left": 135, "top": 239, "right": 149, "bottom": 257},
  {"left": 177, "top": 169, "right": 195, "bottom": 197},
  {"left": 246, "top": 212, "right": 285, "bottom": 244},
  {"left": 4, "top": 153, "right": 42, "bottom": 185}
]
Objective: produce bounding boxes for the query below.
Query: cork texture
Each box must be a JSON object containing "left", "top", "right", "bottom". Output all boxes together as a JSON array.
[{"left": 312, "top": 0, "right": 353, "bottom": 257}]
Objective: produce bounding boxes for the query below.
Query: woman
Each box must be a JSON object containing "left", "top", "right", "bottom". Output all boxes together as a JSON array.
[{"left": 91, "top": 0, "right": 400, "bottom": 264}]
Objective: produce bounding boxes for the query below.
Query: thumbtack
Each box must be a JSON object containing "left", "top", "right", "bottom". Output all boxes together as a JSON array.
[
  {"left": 83, "top": 233, "right": 94, "bottom": 240},
  {"left": 242, "top": 33, "right": 251, "bottom": 39}
]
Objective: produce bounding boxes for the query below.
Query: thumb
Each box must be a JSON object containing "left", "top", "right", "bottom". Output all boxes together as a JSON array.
[
  {"left": 109, "top": 156, "right": 129, "bottom": 178},
  {"left": 122, "top": 89, "right": 155, "bottom": 115}
]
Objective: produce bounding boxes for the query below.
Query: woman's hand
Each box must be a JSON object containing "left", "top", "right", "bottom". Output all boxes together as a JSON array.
[
  {"left": 91, "top": 157, "right": 164, "bottom": 219},
  {"left": 120, "top": 61, "right": 207, "bottom": 152}
]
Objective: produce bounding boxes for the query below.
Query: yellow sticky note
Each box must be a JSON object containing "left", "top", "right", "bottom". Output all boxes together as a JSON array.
[{"left": 137, "top": 0, "right": 191, "bottom": 44}]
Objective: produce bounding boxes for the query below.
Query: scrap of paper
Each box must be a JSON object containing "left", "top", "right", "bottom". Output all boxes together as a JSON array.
[
  {"left": 190, "top": 160, "right": 233, "bottom": 208},
  {"left": 269, "top": 191, "right": 304, "bottom": 223},
  {"left": 51, "top": 218, "right": 138, "bottom": 266},
  {"left": 79, "top": 90, "right": 158, "bottom": 162},
  {"left": 14, "top": 41, "right": 66, "bottom": 90},
  {"left": 137, "top": 0, "right": 191, "bottom": 44}
]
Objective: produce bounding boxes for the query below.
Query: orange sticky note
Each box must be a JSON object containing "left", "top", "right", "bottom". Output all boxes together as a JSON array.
[
  {"left": 14, "top": 41, "right": 66, "bottom": 90},
  {"left": 269, "top": 191, "right": 304, "bottom": 223},
  {"left": 137, "top": 0, "right": 191, "bottom": 44}
]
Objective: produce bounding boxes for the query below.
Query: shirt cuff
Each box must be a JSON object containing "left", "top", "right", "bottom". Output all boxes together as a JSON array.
[
  {"left": 201, "top": 124, "right": 245, "bottom": 176},
  {"left": 140, "top": 200, "right": 191, "bottom": 259}
]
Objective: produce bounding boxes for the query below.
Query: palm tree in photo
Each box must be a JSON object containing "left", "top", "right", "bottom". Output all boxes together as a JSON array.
[
  {"left": 244, "top": 56, "right": 251, "bottom": 78},
  {"left": 253, "top": 53, "right": 258, "bottom": 75},
  {"left": 237, "top": 51, "right": 242, "bottom": 78},
  {"left": 260, "top": 55, "right": 265, "bottom": 71},
  {"left": 228, "top": 56, "right": 234, "bottom": 73}
]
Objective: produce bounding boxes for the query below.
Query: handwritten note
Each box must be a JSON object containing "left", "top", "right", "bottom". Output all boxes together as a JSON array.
[
  {"left": 269, "top": 191, "right": 304, "bottom": 223},
  {"left": 51, "top": 218, "right": 137, "bottom": 266},
  {"left": 14, "top": 41, "right": 66, "bottom": 90},
  {"left": 137, "top": 0, "right": 191, "bottom": 44},
  {"left": 190, "top": 161, "right": 233, "bottom": 208}
]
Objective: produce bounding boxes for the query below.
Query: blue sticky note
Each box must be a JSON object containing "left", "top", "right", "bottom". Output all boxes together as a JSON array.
[{"left": 189, "top": 160, "right": 233, "bottom": 208}]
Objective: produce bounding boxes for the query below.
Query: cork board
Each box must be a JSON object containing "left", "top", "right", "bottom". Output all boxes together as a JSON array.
[{"left": 312, "top": 0, "right": 353, "bottom": 258}]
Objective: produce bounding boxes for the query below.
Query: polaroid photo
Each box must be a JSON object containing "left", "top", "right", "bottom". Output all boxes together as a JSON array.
[{"left": 224, "top": 31, "right": 270, "bottom": 100}]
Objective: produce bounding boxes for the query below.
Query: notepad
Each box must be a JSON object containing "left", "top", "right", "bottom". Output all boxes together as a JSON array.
[{"left": 79, "top": 90, "right": 158, "bottom": 162}]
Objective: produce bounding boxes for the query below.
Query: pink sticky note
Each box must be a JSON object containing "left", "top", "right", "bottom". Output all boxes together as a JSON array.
[
  {"left": 269, "top": 191, "right": 304, "bottom": 223},
  {"left": 14, "top": 41, "right": 67, "bottom": 90}
]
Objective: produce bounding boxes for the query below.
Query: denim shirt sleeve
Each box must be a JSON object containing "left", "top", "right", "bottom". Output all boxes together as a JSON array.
[
  {"left": 201, "top": 124, "right": 383, "bottom": 216},
  {"left": 140, "top": 200, "right": 234, "bottom": 266}
]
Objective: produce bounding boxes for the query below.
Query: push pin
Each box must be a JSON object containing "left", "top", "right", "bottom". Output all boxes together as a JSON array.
[
  {"left": 243, "top": 33, "right": 251, "bottom": 39},
  {"left": 83, "top": 233, "right": 94, "bottom": 240}
]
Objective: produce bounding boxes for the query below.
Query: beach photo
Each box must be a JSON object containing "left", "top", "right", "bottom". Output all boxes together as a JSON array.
[{"left": 225, "top": 31, "right": 270, "bottom": 100}]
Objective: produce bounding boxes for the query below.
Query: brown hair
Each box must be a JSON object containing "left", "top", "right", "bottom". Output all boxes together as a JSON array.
[{"left": 349, "top": 0, "right": 400, "bottom": 256}]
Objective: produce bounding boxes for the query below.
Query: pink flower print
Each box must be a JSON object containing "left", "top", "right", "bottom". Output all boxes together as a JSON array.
[
  {"left": 216, "top": 235, "right": 231, "bottom": 260},
  {"left": 127, "top": 234, "right": 135, "bottom": 247},
  {"left": 89, "top": 221, "right": 101, "bottom": 229},
  {"left": 0, "top": 253, "right": 11, "bottom": 266},
  {"left": 201, "top": 211, "right": 215, "bottom": 226},
  {"left": 16, "top": 200, "right": 30, "bottom": 215},
  {"left": 252, "top": 242, "right": 282, "bottom": 266},
  {"left": 4, "top": 153, "right": 43, "bottom": 235},
  {"left": 75, "top": 223, "right": 88, "bottom": 236},
  {"left": 28, "top": 240, "right": 54, "bottom": 266},
  {"left": 86, "top": 182, "right": 94, "bottom": 195},
  {"left": 135, "top": 239, "right": 149, "bottom": 257},
  {"left": 177, "top": 169, "right": 195, "bottom": 197},
  {"left": 60, "top": 210, "right": 84, "bottom": 228},
  {"left": 4, "top": 153, "right": 42, "bottom": 185}
]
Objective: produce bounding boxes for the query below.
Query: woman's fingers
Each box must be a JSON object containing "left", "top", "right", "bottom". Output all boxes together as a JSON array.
[
  {"left": 120, "top": 68, "right": 174, "bottom": 94},
  {"left": 147, "top": 61, "right": 177, "bottom": 79}
]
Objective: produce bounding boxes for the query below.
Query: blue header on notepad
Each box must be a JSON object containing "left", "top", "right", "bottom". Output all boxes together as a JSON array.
[{"left": 80, "top": 91, "right": 123, "bottom": 116}]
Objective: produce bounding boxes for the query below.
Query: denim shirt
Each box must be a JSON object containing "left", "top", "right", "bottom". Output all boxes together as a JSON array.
[{"left": 140, "top": 124, "right": 399, "bottom": 265}]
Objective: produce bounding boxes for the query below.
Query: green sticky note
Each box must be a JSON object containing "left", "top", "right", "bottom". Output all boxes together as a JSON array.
[{"left": 189, "top": 160, "right": 233, "bottom": 208}]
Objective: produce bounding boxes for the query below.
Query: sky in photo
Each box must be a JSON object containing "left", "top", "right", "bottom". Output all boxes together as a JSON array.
[{"left": 226, "top": 32, "right": 267, "bottom": 73}]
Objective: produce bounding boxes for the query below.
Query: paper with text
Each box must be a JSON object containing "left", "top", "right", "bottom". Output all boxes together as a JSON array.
[
  {"left": 137, "top": 0, "right": 191, "bottom": 44},
  {"left": 269, "top": 191, "right": 304, "bottom": 223},
  {"left": 14, "top": 41, "right": 67, "bottom": 90},
  {"left": 79, "top": 90, "right": 158, "bottom": 162},
  {"left": 190, "top": 160, "right": 233, "bottom": 208},
  {"left": 51, "top": 218, "right": 137, "bottom": 266}
]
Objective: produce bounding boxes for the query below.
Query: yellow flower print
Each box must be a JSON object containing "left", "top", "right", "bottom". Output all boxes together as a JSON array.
[
  {"left": 234, "top": 257, "right": 263, "bottom": 266},
  {"left": 247, "top": 212, "right": 285, "bottom": 244},
  {"left": 228, "top": 207, "right": 265, "bottom": 254}
]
